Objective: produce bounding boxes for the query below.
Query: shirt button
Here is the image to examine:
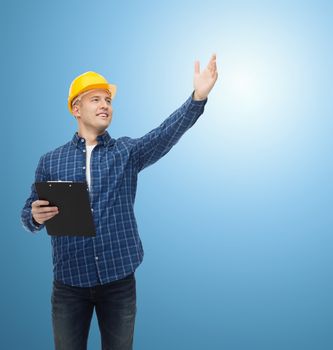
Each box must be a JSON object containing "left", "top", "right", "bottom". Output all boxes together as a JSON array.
[
  {"left": 95, "top": 256, "right": 99, "bottom": 260},
  {"left": 81, "top": 139, "right": 84, "bottom": 143},
  {"left": 91, "top": 208, "right": 94, "bottom": 212},
  {"left": 83, "top": 149, "right": 86, "bottom": 153},
  {"left": 83, "top": 166, "right": 86, "bottom": 169}
]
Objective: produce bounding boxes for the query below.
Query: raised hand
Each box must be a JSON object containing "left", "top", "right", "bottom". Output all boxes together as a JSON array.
[{"left": 193, "top": 53, "right": 219, "bottom": 100}]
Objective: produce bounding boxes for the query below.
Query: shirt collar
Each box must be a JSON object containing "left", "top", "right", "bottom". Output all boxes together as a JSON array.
[{"left": 72, "top": 130, "right": 116, "bottom": 148}]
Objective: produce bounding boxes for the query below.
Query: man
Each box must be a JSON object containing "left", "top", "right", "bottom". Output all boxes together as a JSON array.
[{"left": 21, "top": 54, "right": 218, "bottom": 350}]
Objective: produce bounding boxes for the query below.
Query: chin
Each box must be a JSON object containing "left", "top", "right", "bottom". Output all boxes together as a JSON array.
[{"left": 96, "top": 124, "right": 109, "bottom": 132}]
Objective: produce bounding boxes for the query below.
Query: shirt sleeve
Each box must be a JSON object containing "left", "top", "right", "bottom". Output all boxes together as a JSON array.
[
  {"left": 21, "top": 155, "right": 47, "bottom": 233},
  {"left": 132, "top": 91, "right": 208, "bottom": 172}
]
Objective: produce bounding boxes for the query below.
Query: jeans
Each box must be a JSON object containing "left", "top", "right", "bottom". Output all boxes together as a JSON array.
[{"left": 51, "top": 273, "right": 136, "bottom": 350}]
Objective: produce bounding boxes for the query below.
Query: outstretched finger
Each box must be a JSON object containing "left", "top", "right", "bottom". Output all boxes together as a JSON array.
[
  {"left": 208, "top": 54, "right": 217, "bottom": 69},
  {"left": 194, "top": 60, "right": 200, "bottom": 74}
]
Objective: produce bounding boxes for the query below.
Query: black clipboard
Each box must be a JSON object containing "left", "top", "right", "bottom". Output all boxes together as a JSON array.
[{"left": 35, "top": 181, "right": 96, "bottom": 236}]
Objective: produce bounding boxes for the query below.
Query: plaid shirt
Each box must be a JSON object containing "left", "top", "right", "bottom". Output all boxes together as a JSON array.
[{"left": 21, "top": 92, "right": 207, "bottom": 287}]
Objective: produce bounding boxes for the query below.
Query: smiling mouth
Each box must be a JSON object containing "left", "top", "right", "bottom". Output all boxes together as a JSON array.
[{"left": 97, "top": 113, "right": 108, "bottom": 118}]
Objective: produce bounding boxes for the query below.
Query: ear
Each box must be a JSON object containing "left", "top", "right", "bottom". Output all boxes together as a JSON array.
[{"left": 72, "top": 104, "right": 80, "bottom": 119}]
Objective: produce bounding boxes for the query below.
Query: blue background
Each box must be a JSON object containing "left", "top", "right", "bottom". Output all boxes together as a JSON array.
[{"left": 1, "top": 0, "right": 332, "bottom": 349}]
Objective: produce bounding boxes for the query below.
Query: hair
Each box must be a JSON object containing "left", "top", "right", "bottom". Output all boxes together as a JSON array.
[
  {"left": 72, "top": 89, "right": 112, "bottom": 109},
  {"left": 72, "top": 90, "right": 92, "bottom": 108}
]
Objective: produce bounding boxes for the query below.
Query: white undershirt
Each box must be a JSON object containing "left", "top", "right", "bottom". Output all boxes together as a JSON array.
[{"left": 85, "top": 144, "right": 96, "bottom": 190}]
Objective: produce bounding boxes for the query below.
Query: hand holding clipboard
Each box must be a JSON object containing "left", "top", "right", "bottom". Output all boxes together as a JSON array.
[
  {"left": 34, "top": 181, "right": 96, "bottom": 236},
  {"left": 31, "top": 199, "right": 59, "bottom": 225}
]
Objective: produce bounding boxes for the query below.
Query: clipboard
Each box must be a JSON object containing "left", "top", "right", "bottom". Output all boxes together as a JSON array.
[{"left": 35, "top": 181, "right": 96, "bottom": 236}]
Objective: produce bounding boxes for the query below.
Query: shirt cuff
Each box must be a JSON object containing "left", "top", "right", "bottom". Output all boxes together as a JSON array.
[
  {"left": 30, "top": 213, "right": 44, "bottom": 231},
  {"left": 191, "top": 91, "right": 208, "bottom": 105}
]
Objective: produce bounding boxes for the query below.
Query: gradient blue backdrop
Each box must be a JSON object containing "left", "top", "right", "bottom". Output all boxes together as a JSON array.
[{"left": 1, "top": 0, "right": 332, "bottom": 349}]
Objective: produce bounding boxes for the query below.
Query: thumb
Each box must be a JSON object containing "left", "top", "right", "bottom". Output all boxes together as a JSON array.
[{"left": 194, "top": 60, "right": 200, "bottom": 74}]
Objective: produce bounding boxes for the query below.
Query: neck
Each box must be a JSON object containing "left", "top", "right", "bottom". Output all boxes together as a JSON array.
[{"left": 77, "top": 127, "right": 106, "bottom": 146}]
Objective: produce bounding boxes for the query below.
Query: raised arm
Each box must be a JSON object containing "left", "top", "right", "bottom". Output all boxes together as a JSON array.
[
  {"left": 132, "top": 54, "right": 219, "bottom": 172},
  {"left": 132, "top": 93, "right": 208, "bottom": 172}
]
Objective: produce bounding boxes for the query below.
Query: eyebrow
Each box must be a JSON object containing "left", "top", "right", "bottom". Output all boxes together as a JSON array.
[{"left": 89, "top": 95, "right": 111, "bottom": 99}]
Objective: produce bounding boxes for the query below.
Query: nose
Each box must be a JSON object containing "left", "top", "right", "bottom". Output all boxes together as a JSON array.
[{"left": 100, "top": 99, "right": 108, "bottom": 109}]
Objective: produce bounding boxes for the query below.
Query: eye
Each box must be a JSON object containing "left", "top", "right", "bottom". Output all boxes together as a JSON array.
[
  {"left": 92, "top": 98, "right": 99, "bottom": 102},
  {"left": 106, "top": 99, "right": 111, "bottom": 104}
]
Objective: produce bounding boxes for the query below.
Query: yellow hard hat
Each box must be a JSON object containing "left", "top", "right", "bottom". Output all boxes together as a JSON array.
[{"left": 68, "top": 71, "right": 117, "bottom": 114}]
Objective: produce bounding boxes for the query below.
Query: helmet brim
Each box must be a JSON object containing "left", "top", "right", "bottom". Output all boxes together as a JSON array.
[{"left": 68, "top": 83, "right": 117, "bottom": 114}]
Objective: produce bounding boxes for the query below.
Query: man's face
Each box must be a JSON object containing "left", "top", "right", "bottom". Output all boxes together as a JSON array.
[{"left": 72, "top": 89, "right": 113, "bottom": 134}]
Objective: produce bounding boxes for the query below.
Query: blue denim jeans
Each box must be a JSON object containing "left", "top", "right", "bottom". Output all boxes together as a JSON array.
[{"left": 51, "top": 273, "right": 136, "bottom": 350}]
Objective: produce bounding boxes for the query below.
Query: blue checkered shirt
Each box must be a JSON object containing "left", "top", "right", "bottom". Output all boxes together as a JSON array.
[{"left": 21, "top": 92, "right": 207, "bottom": 287}]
